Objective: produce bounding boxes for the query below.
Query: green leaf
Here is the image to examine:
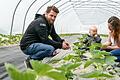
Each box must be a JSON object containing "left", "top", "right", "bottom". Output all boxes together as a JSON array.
[
  {"left": 92, "top": 52, "right": 103, "bottom": 59},
  {"left": 67, "top": 63, "right": 81, "bottom": 71},
  {"left": 93, "top": 58, "right": 105, "bottom": 64},
  {"left": 21, "top": 70, "right": 37, "bottom": 80},
  {"left": 23, "top": 69, "right": 36, "bottom": 80},
  {"left": 105, "top": 56, "right": 116, "bottom": 65},
  {"left": 5, "top": 63, "right": 36, "bottom": 80},
  {"left": 79, "top": 70, "right": 114, "bottom": 78},
  {"left": 75, "top": 49, "right": 85, "bottom": 56},
  {"left": 46, "top": 71, "right": 67, "bottom": 80},
  {"left": 30, "top": 60, "right": 53, "bottom": 75},
  {"left": 55, "top": 63, "right": 80, "bottom": 79},
  {"left": 89, "top": 43, "right": 101, "bottom": 51},
  {"left": 73, "top": 56, "right": 82, "bottom": 62},
  {"left": 73, "top": 42, "right": 80, "bottom": 47},
  {"left": 5, "top": 63, "right": 21, "bottom": 80},
  {"left": 99, "top": 51, "right": 110, "bottom": 56},
  {"left": 65, "top": 70, "right": 74, "bottom": 79},
  {"left": 56, "top": 64, "right": 68, "bottom": 72},
  {"left": 56, "top": 63, "right": 80, "bottom": 72},
  {"left": 84, "top": 60, "right": 93, "bottom": 68},
  {"left": 64, "top": 54, "right": 75, "bottom": 61},
  {"left": 92, "top": 50, "right": 110, "bottom": 58}
]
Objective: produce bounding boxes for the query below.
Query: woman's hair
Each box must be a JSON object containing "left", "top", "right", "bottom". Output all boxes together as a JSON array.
[
  {"left": 108, "top": 16, "right": 120, "bottom": 46},
  {"left": 46, "top": 5, "right": 59, "bottom": 13}
]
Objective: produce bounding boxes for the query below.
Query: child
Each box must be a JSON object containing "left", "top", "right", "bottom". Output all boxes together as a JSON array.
[{"left": 80, "top": 25, "right": 102, "bottom": 50}]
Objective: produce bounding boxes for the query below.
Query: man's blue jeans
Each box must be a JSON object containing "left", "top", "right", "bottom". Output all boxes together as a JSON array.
[
  {"left": 110, "top": 49, "right": 120, "bottom": 62},
  {"left": 23, "top": 43, "right": 55, "bottom": 60}
]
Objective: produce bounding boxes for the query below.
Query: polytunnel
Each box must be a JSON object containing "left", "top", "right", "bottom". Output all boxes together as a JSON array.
[
  {"left": 1, "top": 0, "right": 120, "bottom": 35},
  {"left": 1, "top": 0, "right": 120, "bottom": 80}
]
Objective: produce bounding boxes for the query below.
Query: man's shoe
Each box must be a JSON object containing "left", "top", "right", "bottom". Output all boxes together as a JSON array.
[{"left": 24, "top": 57, "right": 33, "bottom": 69}]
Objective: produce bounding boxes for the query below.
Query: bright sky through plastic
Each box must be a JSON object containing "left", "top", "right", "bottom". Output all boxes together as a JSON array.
[{"left": 0, "top": 0, "right": 120, "bottom": 35}]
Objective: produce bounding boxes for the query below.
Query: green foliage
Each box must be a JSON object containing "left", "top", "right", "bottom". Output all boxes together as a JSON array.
[
  {"left": 78, "top": 34, "right": 88, "bottom": 42},
  {"left": 91, "top": 50, "right": 116, "bottom": 65},
  {"left": 84, "top": 60, "right": 93, "bottom": 68},
  {"left": 100, "top": 34, "right": 108, "bottom": 37},
  {"left": 64, "top": 54, "right": 75, "bottom": 61},
  {"left": 5, "top": 60, "right": 67, "bottom": 80},
  {"left": 64, "top": 54, "right": 82, "bottom": 63},
  {"left": 56, "top": 63, "right": 81, "bottom": 71},
  {"left": 46, "top": 71, "right": 67, "bottom": 80},
  {"left": 73, "top": 40, "right": 86, "bottom": 58},
  {"left": 31, "top": 60, "right": 53, "bottom": 75},
  {"left": 59, "top": 33, "right": 80, "bottom": 37},
  {"left": 0, "top": 34, "right": 22, "bottom": 46},
  {"left": 89, "top": 43, "right": 102, "bottom": 51},
  {"left": 79, "top": 70, "right": 114, "bottom": 78},
  {"left": 73, "top": 34, "right": 119, "bottom": 79},
  {"left": 5, "top": 34, "right": 120, "bottom": 80},
  {"left": 105, "top": 56, "right": 117, "bottom": 65},
  {"left": 5, "top": 63, "right": 37, "bottom": 80},
  {"left": 73, "top": 34, "right": 87, "bottom": 48},
  {"left": 30, "top": 60, "right": 67, "bottom": 80},
  {"left": 56, "top": 62, "right": 81, "bottom": 79}
]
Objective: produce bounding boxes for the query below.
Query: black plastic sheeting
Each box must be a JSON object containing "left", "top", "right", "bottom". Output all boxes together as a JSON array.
[{"left": 0, "top": 45, "right": 27, "bottom": 80}]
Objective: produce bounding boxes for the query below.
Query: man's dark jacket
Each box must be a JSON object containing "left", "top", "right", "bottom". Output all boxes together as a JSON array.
[{"left": 20, "top": 14, "right": 64, "bottom": 50}]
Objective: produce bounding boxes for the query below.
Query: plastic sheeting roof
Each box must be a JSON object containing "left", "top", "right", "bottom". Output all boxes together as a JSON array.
[{"left": 0, "top": 0, "right": 120, "bottom": 35}]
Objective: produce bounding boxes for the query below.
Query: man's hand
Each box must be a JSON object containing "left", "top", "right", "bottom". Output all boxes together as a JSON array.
[{"left": 62, "top": 41, "right": 70, "bottom": 50}]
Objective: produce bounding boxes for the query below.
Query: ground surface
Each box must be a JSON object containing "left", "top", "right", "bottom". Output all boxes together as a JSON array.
[
  {"left": 0, "top": 35, "right": 107, "bottom": 80},
  {"left": 0, "top": 35, "right": 81, "bottom": 80}
]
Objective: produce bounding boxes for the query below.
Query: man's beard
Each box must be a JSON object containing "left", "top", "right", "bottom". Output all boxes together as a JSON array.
[{"left": 49, "top": 20, "right": 54, "bottom": 25}]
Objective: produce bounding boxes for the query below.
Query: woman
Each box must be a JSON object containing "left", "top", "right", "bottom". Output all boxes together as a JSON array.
[{"left": 102, "top": 16, "right": 120, "bottom": 62}]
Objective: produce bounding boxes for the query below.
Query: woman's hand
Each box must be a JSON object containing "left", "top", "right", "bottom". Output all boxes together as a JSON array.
[
  {"left": 101, "top": 41, "right": 112, "bottom": 49},
  {"left": 107, "top": 45, "right": 120, "bottom": 49}
]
